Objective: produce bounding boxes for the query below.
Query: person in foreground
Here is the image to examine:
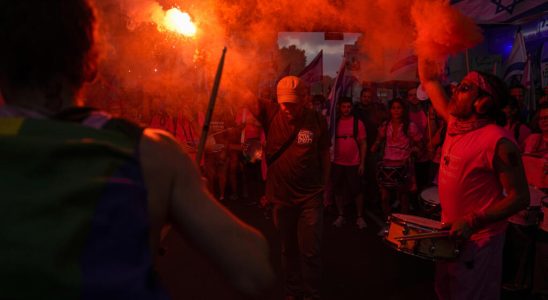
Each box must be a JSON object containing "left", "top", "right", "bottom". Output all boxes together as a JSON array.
[
  {"left": 256, "top": 76, "right": 330, "bottom": 300},
  {"left": 418, "top": 59, "right": 530, "bottom": 300},
  {"left": 0, "top": 0, "right": 274, "bottom": 298}
]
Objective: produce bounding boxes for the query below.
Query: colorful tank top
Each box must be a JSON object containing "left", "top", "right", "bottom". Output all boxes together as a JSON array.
[{"left": 0, "top": 107, "right": 169, "bottom": 299}]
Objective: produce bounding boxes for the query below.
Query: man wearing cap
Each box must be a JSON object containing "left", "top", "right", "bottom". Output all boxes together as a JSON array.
[
  {"left": 256, "top": 76, "right": 330, "bottom": 300},
  {"left": 419, "top": 59, "right": 529, "bottom": 300}
]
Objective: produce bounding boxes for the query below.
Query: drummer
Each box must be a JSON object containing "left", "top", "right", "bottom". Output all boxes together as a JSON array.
[{"left": 419, "top": 60, "right": 529, "bottom": 300}]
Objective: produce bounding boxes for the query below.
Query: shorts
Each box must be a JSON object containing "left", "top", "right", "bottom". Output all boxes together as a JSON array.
[{"left": 330, "top": 163, "right": 361, "bottom": 198}]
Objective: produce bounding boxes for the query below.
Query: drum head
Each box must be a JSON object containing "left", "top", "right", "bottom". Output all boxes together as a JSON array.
[
  {"left": 391, "top": 213, "right": 444, "bottom": 230},
  {"left": 420, "top": 186, "right": 439, "bottom": 205}
]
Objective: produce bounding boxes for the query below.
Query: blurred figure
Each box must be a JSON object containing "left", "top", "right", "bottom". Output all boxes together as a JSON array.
[
  {"left": 524, "top": 103, "right": 548, "bottom": 299},
  {"left": 354, "top": 87, "right": 388, "bottom": 214},
  {"left": 237, "top": 101, "right": 265, "bottom": 205},
  {"left": 311, "top": 94, "right": 328, "bottom": 117},
  {"left": 510, "top": 84, "right": 529, "bottom": 121},
  {"left": 406, "top": 87, "right": 434, "bottom": 206},
  {"left": 0, "top": 1, "right": 273, "bottom": 298},
  {"left": 503, "top": 97, "right": 531, "bottom": 151}
]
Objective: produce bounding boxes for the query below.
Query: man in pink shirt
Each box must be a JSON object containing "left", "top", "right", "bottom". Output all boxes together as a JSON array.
[
  {"left": 419, "top": 59, "right": 529, "bottom": 300},
  {"left": 331, "top": 97, "right": 368, "bottom": 229}
]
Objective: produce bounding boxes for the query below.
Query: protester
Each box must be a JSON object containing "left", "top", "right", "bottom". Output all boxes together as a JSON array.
[
  {"left": 256, "top": 76, "right": 330, "bottom": 300},
  {"left": 527, "top": 104, "right": 548, "bottom": 299},
  {"left": 406, "top": 87, "right": 434, "bottom": 208},
  {"left": 0, "top": 1, "right": 274, "bottom": 298},
  {"left": 331, "top": 96, "right": 368, "bottom": 229},
  {"left": 237, "top": 101, "right": 266, "bottom": 204},
  {"left": 354, "top": 87, "right": 388, "bottom": 213},
  {"left": 371, "top": 98, "right": 422, "bottom": 234},
  {"left": 503, "top": 97, "right": 531, "bottom": 151},
  {"left": 509, "top": 84, "right": 529, "bottom": 122},
  {"left": 419, "top": 58, "right": 529, "bottom": 300}
]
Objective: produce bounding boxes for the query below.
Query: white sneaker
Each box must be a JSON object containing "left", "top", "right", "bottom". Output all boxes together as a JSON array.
[
  {"left": 333, "top": 216, "right": 345, "bottom": 228},
  {"left": 356, "top": 217, "right": 367, "bottom": 229},
  {"left": 377, "top": 225, "right": 388, "bottom": 237}
]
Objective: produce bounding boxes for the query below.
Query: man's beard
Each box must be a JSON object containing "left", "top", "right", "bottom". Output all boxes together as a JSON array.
[{"left": 449, "top": 98, "right": 474, "bottom": 119}]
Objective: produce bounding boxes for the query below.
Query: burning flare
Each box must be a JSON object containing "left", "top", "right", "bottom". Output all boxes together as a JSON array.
[{"left": 163, "top": 8, "right": 197, "bottom": 37}]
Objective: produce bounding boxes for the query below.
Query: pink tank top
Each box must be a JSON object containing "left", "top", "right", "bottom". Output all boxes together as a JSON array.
[{"left": 439, "top": 123, "right": 516, "bottom": 240}]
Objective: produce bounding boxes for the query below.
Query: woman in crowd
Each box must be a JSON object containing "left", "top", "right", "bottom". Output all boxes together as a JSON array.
[
  {"left": 371, "top": 98, "right": 422, "bottom": 233},
  {"left": 503, "top": 97, "right": 531, "bottom": 151}
]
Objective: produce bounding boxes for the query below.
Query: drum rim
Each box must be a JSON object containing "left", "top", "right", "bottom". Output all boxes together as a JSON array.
[
  {"left": 390, "top": 213, "right": 444, "bottom": 230},
  {"left": 382, "top": 239, "right": 456, "bottom": 262}
]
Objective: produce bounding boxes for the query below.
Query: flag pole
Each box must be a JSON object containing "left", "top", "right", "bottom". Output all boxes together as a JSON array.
[{"left": 196, "top": 47, "right": 227, "bottom": 165}]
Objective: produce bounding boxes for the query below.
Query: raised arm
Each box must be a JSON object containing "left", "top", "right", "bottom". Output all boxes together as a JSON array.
[
  {"left": 418, "top": 58, "right": 451, "bottom": 121},
  {"left": 140, "top": 128, "right": 274, "bottom": 295}
]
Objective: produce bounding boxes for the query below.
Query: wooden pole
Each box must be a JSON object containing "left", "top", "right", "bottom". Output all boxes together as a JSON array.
[{"left": 195, "top": 47, "right": 227, "bottom": 165}]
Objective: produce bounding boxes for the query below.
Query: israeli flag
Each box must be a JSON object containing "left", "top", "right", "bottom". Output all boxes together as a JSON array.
[{"left": 504, "top": 30, "right": 527, "bottom": 83}]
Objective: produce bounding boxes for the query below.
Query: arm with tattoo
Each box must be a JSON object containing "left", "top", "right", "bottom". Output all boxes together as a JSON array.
[{"left": 448, "top": 139, "right": 530, "bottom": 239}]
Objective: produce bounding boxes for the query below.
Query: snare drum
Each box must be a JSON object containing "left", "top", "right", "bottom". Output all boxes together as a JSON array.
[
  {"left": 508, "top": 186, "right": 545, "bottom": 226},
  {"left": 420, "top": 186, "right": 440, "bottom": 219},
  {"left": 384, "top": 213, "right": 460, "bottom": 260},
  {"left": 377, "top": 161, "right": 408, "bottom": 188}
]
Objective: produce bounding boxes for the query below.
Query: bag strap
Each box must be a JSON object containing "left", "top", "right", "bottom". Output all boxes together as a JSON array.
[{"left": 266, "top": 117, "right": 304, "bottom": 167}]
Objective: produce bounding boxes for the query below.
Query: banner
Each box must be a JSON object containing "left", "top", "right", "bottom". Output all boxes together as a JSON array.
[
  {"left": 504, "top": 30, "right": 527, "bottom": 83},
  {"left": 522, "top": 55, "right": 536, "bottom": 114},
  {"left": 299, "top": 50, "right": 323, "bottom": 85},
  {"left": 451, "top": 0, "right": 546, "bottom": 24},
  {"left": 328, "top": 61, "right": 349, "bottom": 137}
]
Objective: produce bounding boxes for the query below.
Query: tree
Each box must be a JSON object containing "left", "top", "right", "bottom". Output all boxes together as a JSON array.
[{"left": 277, "top": 45, "right": 307, "bottom": 75}]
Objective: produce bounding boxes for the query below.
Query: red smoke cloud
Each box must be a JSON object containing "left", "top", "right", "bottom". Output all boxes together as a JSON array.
[{"left": 85, "top": 0, "right": 482, "bottom": 117}]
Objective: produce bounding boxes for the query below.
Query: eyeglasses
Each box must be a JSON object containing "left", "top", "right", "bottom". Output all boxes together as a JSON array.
[{"left": 455, "top": 83, "right": 474, "bottom": 93}]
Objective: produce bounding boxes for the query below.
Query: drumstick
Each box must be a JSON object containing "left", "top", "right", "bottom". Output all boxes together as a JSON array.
[{"left": 394, "top": 230, "right": 450, "bottom": 241}]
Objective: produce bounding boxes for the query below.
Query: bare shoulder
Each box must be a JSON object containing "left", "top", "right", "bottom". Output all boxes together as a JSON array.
[
  {"left": 139, "top": 128, "right": 196, "bottom": 233},
  {"left": 141, "top": 128, "right": 182, "bottom": 157}
]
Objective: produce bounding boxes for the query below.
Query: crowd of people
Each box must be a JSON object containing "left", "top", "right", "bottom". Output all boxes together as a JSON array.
[{"left": 1, "top": 0, "right": 547, "bottom": 300}]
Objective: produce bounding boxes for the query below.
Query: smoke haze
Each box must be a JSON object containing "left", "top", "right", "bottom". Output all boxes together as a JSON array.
[{"left": 85, "top": 0, "right": 482, "bottom": 118}]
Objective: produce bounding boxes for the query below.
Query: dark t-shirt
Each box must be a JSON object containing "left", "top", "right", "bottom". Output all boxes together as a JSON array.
[
  {"left": 259, "top": 101, "right": 330, "bottom": 205},
  {"left": 354, "top": 102, "right": 387, "bottom": 149}
]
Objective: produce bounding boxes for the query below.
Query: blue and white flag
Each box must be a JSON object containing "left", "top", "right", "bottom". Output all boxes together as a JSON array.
[
  {"left": 451, "top": 0, "right": 546, "bottom": 24},
  {"left": 299, "top": 50, "right": 323, "bottom": 85},
  {"left": 521, "top": 54, "right": 536, "bottom": 114},
  {"left": 328, "top": 60, "right": 349, "bottom": 139},
  {"left": 504, "top": 30, "right": 527, "bottom": 83}
]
